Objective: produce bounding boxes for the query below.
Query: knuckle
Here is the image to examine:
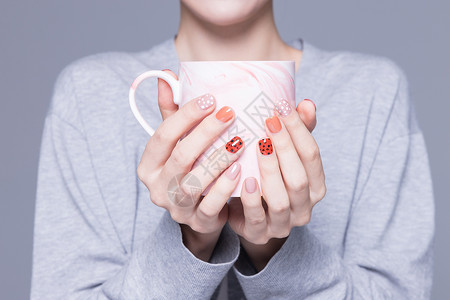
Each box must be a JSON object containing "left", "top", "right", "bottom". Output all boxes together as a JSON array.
[
  {"left": 150, "top": 192, "right": 165, "bottom": 207},
  {"left": 136, "top": 163, "right": 148, "bottom": 182},
  {"left": 275, "top": 229, "right": 291, "bottom": 239},
  {"left": 254, "top": 237, "right": 270, "bottom": 245},
  {"left": 286, "top": 179, "right": 308, "bottom": 193},
  {"left": 153, "top": 126, "right": 171, "bottom": 144},
  {"left": 293, "top": 211, "right": 312, "bottom": 226},
  {"left": 198, "top": 204, "right": 217, "bottom": 218},
  {"left": 273, "top": 139, "right": 291, "bottom": 153},
  {"left": 310, "top": 184, "right": 327, "bottom": 204},
  {"left": 178, "top": 182, "right": 190, "bottom": 196},
  {"left": 171, "top": 146, "right": 191, "bottom": 168},
  {"left": 180, "top": 104, "right": 198, "bottom": 123},
  {"left": 304, "top": 145, "right": 321, "bottom": 162},
  {"left": 170, "top": 209, "right": 186, "bottom": 224},
  {"left": 317, "top": 184, "right": 327, "bottom": 200},
  {"left": 190, "top": 222, "right": 207, "bottom": 234},
  {"left": 270, "top": 202, "right": 290, "bottom": 214},
  {"left": 214, "top": 184, "right": 230, "bottom": 197},
  {"left": 285, "top": 115, "right": 302, "bottom": 130},
  {"left": 248, "top": 215, "right": 266, "bottom": 226},
  {"left": 302, "top": 213, "right": 312, "bottom": 225},
  {"left": 280, "top": 229, "right": 291, "bottom": 238},
  {"left": 179, "top": 174, "right": 201, "bottom": 197},
  {"left": 268, "top": 227, "right": 290, "bottom": 239},
  {"left": 211, "top": 178, "right": 232, "bottom": 197}
]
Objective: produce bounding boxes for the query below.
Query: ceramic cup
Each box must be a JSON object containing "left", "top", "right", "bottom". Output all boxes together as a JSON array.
[{"left": 129, "top": 60, "right": 295, "bottom": 197}]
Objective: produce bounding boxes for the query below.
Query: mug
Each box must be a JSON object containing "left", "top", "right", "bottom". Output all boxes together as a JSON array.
[{"left": 129, "top": 60, "right": 295, "bottom": 197}]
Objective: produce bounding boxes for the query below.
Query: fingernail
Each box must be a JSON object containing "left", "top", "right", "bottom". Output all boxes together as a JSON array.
[
  {"left": 275, "top": 98, "right": 292, "bottom": 117},
  {"left": 215, "top": 106, "right": 234, "bottom": 122},
  {"left": 258, "top": 138, "right": 273, "bottom": 155},
  {"left": 226, "top": 162, "right": 241, "bottom": 180},
  {"left": 245, "top": 177, "right": 257, "bottom": 193},
  {"left": 196, "top": 93, "right": 215, "bottom": 110},
  {"left": 226, "top": 136, "right": 243, "bottom": 153},
  {"left": 265, "top": 115, "right": 282, "bottom": 133},
  {"left": 304, "top": 99, "right": 316, "bottom": 112}
]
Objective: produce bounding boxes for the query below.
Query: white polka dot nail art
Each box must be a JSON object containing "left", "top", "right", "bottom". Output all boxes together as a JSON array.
[
  {"left": 196, "top": 93, "right": 215, "bottom": 110},
  {"left": 275, "top": 98, "right": 292, "bottom": 116}
]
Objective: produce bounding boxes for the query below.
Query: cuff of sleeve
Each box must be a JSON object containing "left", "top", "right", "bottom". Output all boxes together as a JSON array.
[
  {"left": 232, "top": 225, "right": 336, "bottom": 299},
  {"left": 130, "top": 210, "right": 240, "bottom": 298}
]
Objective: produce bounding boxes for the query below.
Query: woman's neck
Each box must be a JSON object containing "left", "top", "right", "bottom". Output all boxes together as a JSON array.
[{"left": 174, "top": 1, "right": 302, "bottom": 71}]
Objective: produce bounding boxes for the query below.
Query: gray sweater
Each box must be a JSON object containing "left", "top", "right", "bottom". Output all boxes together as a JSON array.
[{"left": 31, "top": 37, "right": 435, "bottom": 299}]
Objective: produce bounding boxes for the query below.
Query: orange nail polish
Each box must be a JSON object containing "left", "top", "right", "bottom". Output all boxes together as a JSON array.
[
  {"left": 215, "top": 106, "right": 234, "bottom": 122},
  {"left": 259, "top": 138, "right": 273, "bottom": 155},
  {"left": 226, "top": 136, "right": 243, "bottom": 153},
  {"left": 265, "top": 115, "right": 282, "bottom": 133}
]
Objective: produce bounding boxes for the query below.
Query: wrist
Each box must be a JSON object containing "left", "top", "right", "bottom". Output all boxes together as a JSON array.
[
  {"left": 180, "top": 223, "right": 222, "bottom": 262},
  {"left": 239, "top": 235, "right": 287, "bottom": 272}
]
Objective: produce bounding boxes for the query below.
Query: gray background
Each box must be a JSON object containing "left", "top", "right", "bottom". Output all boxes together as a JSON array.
[{"left": 1, "top": 1, "right": 448, "bottom": 299}]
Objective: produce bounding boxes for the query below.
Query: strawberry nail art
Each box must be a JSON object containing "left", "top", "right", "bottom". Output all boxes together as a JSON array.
[
  {"left": 259, "top": 138, "right": 273, "bottom": 155},
  {"left": 226, "top": 136, "right": 243, "bottom": 153}
]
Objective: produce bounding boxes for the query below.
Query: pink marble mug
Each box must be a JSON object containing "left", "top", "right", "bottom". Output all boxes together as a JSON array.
[{"left": 129, "top": 60, "right": 295, "bottom": 197}]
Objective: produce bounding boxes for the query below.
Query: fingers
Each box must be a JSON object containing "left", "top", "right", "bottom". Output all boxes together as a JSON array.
[
  {"left": 296, "top": 98, "right": 317, "bottom": 133},
  {"left": 165, "top": 161, "right": 241, "bottom": 235},
  {"left": 264, "top": 115, "right": 310, "bottom": 213},
  {"left": 162, "top": 106, "right": 235, "bottom": 175},
  {"left": 256, "top": 137, "right": 290, "bottom": 236},
  {"left": 141, "top": 93, "right": 217, "bottom": 172},
  {"left": 239, "top": 177, "right": 268, "bottom": 244},
  {"left": 182, "top": 136, "right": 245, "bottom": 200},
  {"left": 274, "top": 98, "right": 326, "bottom": 202},
  {"left": 196, "top": 162, "right": 242, "bottom": 225},
  {"left": 158, "top": 69, "right": 179, "bottom": 120}
]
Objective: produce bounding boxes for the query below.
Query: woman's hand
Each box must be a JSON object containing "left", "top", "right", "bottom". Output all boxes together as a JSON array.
[
  {"left": 137, "top": 70, "right": 245, "bottom": 262},
  {"left": 228, "top": 99, "right": 326, "bottom": 271}
]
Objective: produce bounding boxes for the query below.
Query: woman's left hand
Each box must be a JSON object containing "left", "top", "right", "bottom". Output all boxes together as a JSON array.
[{"left": 228, "top": 99, "right": 326, "bottom": 271}]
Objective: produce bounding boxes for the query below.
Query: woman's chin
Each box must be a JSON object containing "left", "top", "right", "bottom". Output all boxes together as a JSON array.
[{"left": 181, "top": 0, "right": 270, "bottom": 27}]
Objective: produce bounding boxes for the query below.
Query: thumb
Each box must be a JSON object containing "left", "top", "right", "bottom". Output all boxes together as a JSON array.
[
  {"left": 158, "top": 69, "right": 179, "bottom": 120},
  {"left": 296, "top": 99, "right": 317, "bottom": 132}
]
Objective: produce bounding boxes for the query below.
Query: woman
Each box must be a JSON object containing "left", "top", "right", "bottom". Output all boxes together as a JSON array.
[{"left": 31, "top": 0, "right": 434, "bottom": 299}]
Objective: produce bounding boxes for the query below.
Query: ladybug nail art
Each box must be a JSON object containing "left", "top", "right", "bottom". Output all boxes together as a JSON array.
[
  {"left": 226, "top": 136, "right": 243, "bottom": 153},
  {"left": 259, "top": 138, "right": 273, "bottom": 155}
]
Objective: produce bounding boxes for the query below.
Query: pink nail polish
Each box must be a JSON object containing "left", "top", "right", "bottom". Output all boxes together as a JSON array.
[
  {"left": 304, "top": 99, "right": 316, "bottom": 112},
  {"left": 275, "top": 98, "right": 292, "bottom": 117},
  {"left": 226, "top": 162, "right": 241, "bottom": 180},
  {"left": 196, "top": 93, "right": 215, "bottom": 110},
  {"left": 245, "top": 177, "right": 257, "bottom": 193}
]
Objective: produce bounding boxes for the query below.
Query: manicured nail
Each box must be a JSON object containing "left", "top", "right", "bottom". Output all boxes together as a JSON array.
[
  {"left": 265, "top": 115, "right": 282, "bottom": 133},
  {"left": 258, "top": 138, "right": 273, "bottom": 155},
  {"left": 226, "top": 136, "right": 243, "bottom": 153},
  {"left": 245, "top": 177, "right": 257, "bottom": 193},
  {"left": 226, "top": 162, "right": 241, "bottom": 180},
  {"left": 275, "top": 98, "right": 292, "bottom": 116},
  {"left": 304, "top": 99, "right": 316, "bottom": 112},
  {"left": 215, "top": 106, "right": 234, "bottom": 122},
  {"left": 196, "top": 93, "right": 215, "bottom": 110}
]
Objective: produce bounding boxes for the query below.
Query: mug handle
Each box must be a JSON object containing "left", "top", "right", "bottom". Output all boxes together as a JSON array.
[{"left": 129, "top": 70, "right": 181, "bottom": 136}]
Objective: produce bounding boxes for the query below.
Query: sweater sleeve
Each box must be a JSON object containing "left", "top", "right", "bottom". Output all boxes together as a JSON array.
[
  {"left": 30, "top": 65, "right": 240, "bottom": 299},
  {"left": 231, "top": 64, "right": 435, "bottom": 299}
]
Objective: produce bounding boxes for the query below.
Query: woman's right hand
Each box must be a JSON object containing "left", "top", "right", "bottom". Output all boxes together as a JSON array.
[{"left": 137, "top": 70, "right": 245, "bottom": 261}]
